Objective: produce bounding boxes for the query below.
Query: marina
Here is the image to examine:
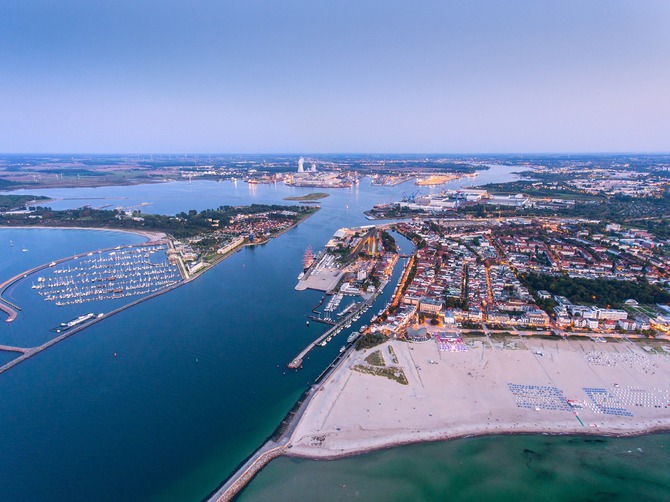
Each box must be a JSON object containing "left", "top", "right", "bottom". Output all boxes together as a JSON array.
[
  {"left": 0, "top": 238, "right": 186, "bottom": 373},
  {"left": 0, "top": 169, "right": 529, "bottom": 501},
  {"left": 289, "top": 268, "right": 396, "bottom": 369},
  {"left": 32, "top": 243, "right": 181, "bottom": 306}
]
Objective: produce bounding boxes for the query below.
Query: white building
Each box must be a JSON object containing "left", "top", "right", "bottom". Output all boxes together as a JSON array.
[{"left": 593, "top": 308, "right": 628, "bottom": 321}]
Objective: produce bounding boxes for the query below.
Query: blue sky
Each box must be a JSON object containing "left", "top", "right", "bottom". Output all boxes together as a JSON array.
[{"left": 1, "top": 0, "right": 668, "bottom": 153}]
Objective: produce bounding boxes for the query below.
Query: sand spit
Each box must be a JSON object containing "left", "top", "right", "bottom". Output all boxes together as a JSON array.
[
  {"left": 288, "top": 336, "right": 670, "bottom": 459},
  {"left": 0, "top": 225, "right": 166, "bottom": 242}
]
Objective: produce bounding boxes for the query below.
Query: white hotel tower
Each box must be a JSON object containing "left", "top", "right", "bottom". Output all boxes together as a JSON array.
[{"left": 298, "top": 157, "right": 305, "bottom": 173}]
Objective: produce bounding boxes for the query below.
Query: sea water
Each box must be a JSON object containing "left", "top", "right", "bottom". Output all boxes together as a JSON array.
[
  {"left": 240, "top": 434, "right": 670, "bottom": 501},
  {"left": 7, "top": 167, "right": 666, "bottom": 502}
]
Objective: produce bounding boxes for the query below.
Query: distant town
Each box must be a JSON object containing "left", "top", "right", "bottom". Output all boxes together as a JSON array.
[
  {"left": 3, "top": 154, "right": 670, "bottom": 344},
  {"left": 4, "top": 153, "right": 670, "bottom": 500}
]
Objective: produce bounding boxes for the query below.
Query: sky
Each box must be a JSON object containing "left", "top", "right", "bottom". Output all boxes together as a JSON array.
[{"left": 1, "top": 0, "right": 669, "bottom": 154}]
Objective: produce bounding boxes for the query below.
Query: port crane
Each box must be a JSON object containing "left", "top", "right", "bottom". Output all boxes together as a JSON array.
[{"left": 401, "top": 190, "right": 420, "bottom": 203}]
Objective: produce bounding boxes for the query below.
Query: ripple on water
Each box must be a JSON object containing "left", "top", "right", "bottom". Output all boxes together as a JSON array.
[{"left": 239, "top": 434, "right": 670, "bottom": 502}]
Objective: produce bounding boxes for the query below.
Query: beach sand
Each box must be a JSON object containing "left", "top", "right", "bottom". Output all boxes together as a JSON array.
[
  {"left": 288, "top": 336, "right": 670, "bottom": 459},
  {"left": 1, "top": 225, "right": 166, "bottom": 242}
]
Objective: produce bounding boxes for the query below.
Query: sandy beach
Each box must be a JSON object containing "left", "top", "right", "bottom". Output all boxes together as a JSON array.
[
  {"left": 288, "top": 335, "right": 670, "bottom": 459},
  {"left": 0, "top": 225, "right": 167, "bottom": 242}
]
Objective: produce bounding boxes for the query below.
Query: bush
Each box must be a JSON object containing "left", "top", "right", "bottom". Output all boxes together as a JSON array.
[{"left": 355, "top": 332, "right": 387, "bottom": 350}]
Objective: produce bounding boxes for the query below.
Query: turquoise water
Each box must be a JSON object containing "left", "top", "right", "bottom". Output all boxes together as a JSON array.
[
  {"left": 7, "top": 168, "right": 667, "bottom": 501},
  {"left": 241, "top": 434, "right": 670, "bottom": 501},
  {"left": 11, "top": 168, "right": 644, "bottom": 500},
  {"left": 0, "top": 229, "right": 412, "bottom": 501}
]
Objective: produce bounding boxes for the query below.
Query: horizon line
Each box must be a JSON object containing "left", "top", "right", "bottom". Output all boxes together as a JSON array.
[{"left": 1, "top": 151, "right": 669, "bottom": 157}]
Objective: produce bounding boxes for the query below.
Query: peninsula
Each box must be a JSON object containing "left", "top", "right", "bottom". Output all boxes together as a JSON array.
[{"left": 0, "top": 203, "right": 318, "bottom": 374}]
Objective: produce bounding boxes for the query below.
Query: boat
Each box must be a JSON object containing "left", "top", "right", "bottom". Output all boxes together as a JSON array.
[
  {"left": 59, "top": 313, "right": 96, "bottom": 329},
  {"left": 22, "top": 245, "right": 28, "bottom": 252},
  {"left": 339, "top": 346, "right": 346, "bottom": 354},
  {"left": 347, "top": 331, "right": 360, "bottom": 344}
]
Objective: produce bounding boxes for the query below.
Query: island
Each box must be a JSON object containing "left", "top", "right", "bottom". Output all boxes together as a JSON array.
[{"left": 283, "top": 192, "right": 330, "bottom": 202}]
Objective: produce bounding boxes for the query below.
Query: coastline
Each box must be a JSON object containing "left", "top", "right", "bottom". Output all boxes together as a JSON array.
[
  {"left": 0, "top": 214, "right": 315, "bottom": 374},
  {"left": 285, "top": 336, "right": 670, "bottom": 460},
  {"left": 0, "top": 224, "right": 166, "bottom": 242},
  {"left": 286, "top": 417, "right": 670, "bottom": 462}
]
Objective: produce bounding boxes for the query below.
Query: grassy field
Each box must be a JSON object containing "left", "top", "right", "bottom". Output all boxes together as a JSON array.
[{"left": 283, "top": 192, "right": 330, "bottom": 201}]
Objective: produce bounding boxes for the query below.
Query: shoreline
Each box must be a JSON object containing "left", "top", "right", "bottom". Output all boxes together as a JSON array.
[
  {"left": 285, "top": 336, "right": 670, "bottom": 462},
  {"left": 0, "top": 224, "right": 166, "bottom": 242},
  {"left": 285, "top": 419, "right": 670, "bottom": 462},
  {"left": 0, "top": 215, "right": 315, "bottom": 373},
  {"left": 213, "top": 333, "right": 670, "bottom": 498}
]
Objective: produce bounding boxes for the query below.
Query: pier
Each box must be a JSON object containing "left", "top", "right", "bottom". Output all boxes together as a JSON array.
[
  {"left": 0, "top": 301, "right": 17, "bottom": 323},
  {"left": 288, "top": 324, "right": 341, "bottom": 369},
  {"left": 288, "top": 277, "right": 391, "bottom": 369},
  {"left": 0, "top": 275, "right": 190, "bottom": 376},
  {"left": 208, "top": 323, "right": 356, "bottom": 502},
  {"left": 0, "top": 345, "right": 29, "bottom": 354},
  {"left": 0, "top": 240, "right": 169, "bottom": 322},
  {"left": 288, "top": 300, "right": 370, "bottom": 369},
  {"left": 289, "top": 276, "right": 396, "bottom": 369},
  {"left": 208, "top": 441, "right": 287, "bottom": 502}
]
